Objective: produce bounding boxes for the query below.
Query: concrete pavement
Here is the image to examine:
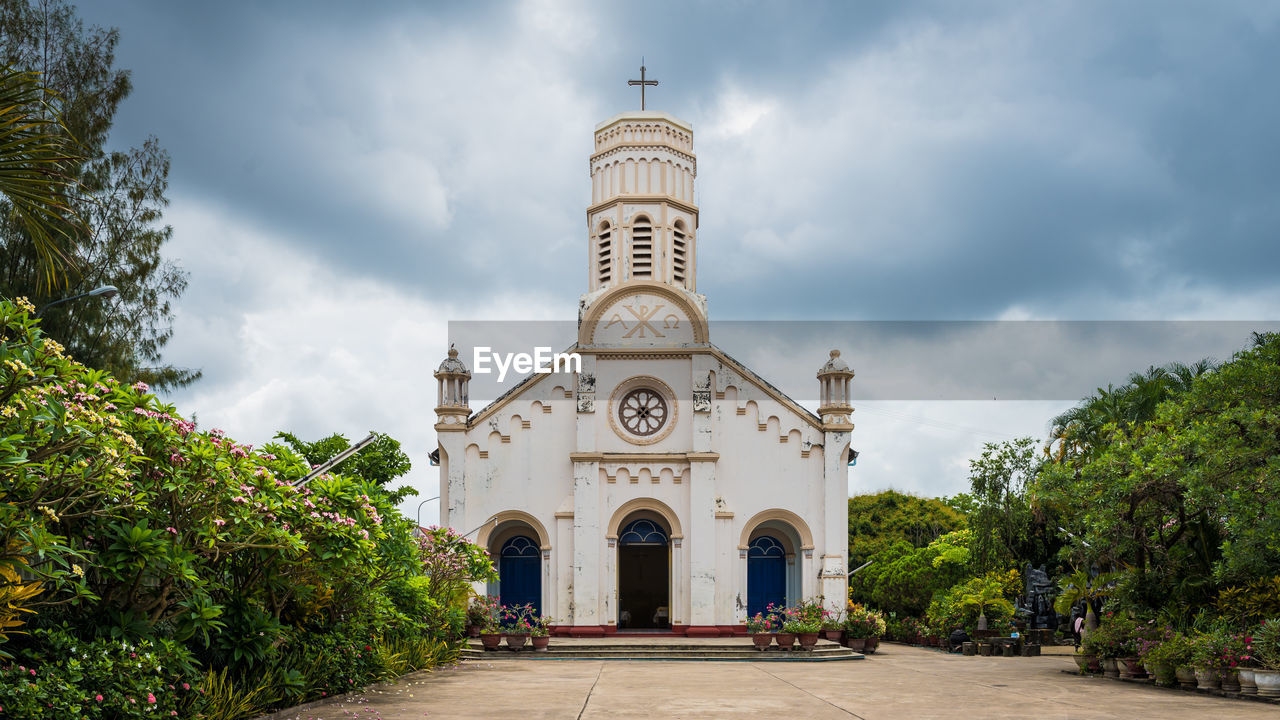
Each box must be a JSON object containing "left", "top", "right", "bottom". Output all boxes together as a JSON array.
[{"left": 264, "top": 644, "right": 1280, "bottom": 719}]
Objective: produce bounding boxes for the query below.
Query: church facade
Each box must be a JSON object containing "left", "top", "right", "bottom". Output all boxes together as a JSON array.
[{"left": 434, "top": 108, "right": 854, "bottom": 637}]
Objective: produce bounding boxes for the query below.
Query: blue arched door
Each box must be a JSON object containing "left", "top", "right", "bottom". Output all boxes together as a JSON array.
[
  {"left": 498, "top": 535, "right": 541, "bottom": 614},
  {"left": 747, "top": 535, "right": 787, "bottom": 618}
]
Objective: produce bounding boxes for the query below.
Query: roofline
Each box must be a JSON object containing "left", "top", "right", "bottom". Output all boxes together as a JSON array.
[
  {"left": 463, "top": 343, "right": 822, "bottom": 431},
  {"left": 594, "top": 110, "right": 693, "bottom": 134}
]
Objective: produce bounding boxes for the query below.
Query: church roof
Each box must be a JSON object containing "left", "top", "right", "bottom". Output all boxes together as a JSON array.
[{"left": 465, "top": 342, "right": 822, "bottom": 430}]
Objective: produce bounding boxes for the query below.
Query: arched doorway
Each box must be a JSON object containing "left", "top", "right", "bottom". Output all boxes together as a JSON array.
[
  {"left": 498, "top": 535, "right": 541, "bottom": 614},
  {"left": 746, "top": 535, "right": 787, "bottom": 617},
  {"left": 617, "top": 518, "right": 669, "bottom": 629}
]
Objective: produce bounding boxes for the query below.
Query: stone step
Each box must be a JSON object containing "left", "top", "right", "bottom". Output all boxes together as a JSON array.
[{"left": 461, "top": 639, "right": 862, "bottom": 662}]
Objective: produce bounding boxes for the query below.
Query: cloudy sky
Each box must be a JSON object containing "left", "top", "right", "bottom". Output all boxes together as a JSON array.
[{"left": 76, "top": 1, "right": 1280, "bottom": 518}]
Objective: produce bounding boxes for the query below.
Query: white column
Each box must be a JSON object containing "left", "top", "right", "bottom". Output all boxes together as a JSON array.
[{"left": 820, "top": 430, "right": 851, "bottom": 614}]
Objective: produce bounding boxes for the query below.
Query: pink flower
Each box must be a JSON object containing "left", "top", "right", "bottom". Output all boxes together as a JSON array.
[
  {"left": 213, "top": 519, "right": 226, "bottom": 527},
  {"left": 166, "top": 527, "right": 178, "bottom": 534},
  {"left": 147, "top": 693, "right": 156, "bottom": 704},
  {"left": 132, "top": 381, "right": 150, "bottom": 392},
  {"left": 95, "top": 695, "right": 103, "bottom": 702},
  {"left": 182, "top": 683, "right": 190, "bottom": 691}
]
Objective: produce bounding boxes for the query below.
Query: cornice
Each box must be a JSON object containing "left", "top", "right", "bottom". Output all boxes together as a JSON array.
[
  {"left": 590, "top": 142, "right": 697, "bottom": 167},
  {"left": 586, "top": 195, "right": 699, "bottom": 219}
]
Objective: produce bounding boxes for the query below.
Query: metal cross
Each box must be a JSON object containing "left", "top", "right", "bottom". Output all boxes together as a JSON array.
[{"left": 628, "top": 64, "right": 659, "bottom": 110}]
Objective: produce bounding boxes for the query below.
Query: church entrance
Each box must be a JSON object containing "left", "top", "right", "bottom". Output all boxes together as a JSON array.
[
  {"left": 746, "top": 535, "right": 787, "bottom": 618},
  {"left": 616, "top": 518, "right": 669, "bottom": 630},
  {"left": 498, "top": 535, "right": 541, "bottom": 614}
]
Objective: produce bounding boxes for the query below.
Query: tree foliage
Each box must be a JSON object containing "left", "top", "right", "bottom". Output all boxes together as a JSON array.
[
  {"left": 0, "top": 0, "right": 195, "bottom": 389},
  {"left": 848, "top": 529, "right": 973, "bottom": 617},
  {"left": 966, "top": 437, "right": 1064, "bottom": 575},
  {"left": 847, "top": 490, "right": 966, "bottom": 566},
  {"left": 1034, "top": 333, "right": 1280, "bottom": 620}
]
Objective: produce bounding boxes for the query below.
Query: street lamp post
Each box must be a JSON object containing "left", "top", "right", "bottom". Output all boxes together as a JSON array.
[
  {"left": 415, "top": 496, "right": 440, "bottom": 528},
  {"left": 35, "top": 285, "right": 119, "bottom": 317}
]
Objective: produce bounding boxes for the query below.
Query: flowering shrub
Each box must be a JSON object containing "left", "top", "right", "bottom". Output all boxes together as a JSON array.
[
  {"left": 845, "top": 603, "right": 887, "bottom": 638},
  {"left": 1137, "top": 631, "right": 1193, "bottom": 668},
  {"left": 468, "top": 595, "right": 501, "bottom": 632},
  {"left": 0, "top": 627, "right": 203, "bottom": 719},
  {"left": 778, "top": 599, "right": 826, "bottom": 634},
  {"left": 0, "top": 299, "right": 484, "bottom": 717},
  {"left": 745, "top": 611, "right": 778, "bottom": 634},
  {"left": 415, "top": 526, "right": 497, "bottom": 607},
  {"left": 1190, "top": 628, "right": 1237, "bottom": 671}
]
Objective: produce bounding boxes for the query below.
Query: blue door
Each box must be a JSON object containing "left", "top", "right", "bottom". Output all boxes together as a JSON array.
[
  {"left": 747, "top": 535, "right": 787, "bottom": 618},
  {"left": 498, "top": 535, "right": 541, "bottom": 614}
]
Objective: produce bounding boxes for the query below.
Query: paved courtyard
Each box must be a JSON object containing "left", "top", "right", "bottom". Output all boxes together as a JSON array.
[{"left": 267, "top": 644, "right": 1278, "bottom": 719}]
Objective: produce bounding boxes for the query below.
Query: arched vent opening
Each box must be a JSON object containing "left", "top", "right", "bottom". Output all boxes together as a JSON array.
[
  {"left": 598, "top": 221, "right": 613, "bottom": 284},
  {"left": 672, "top": 220, "right": 688, "bottom": 286},
  {"left": 631, "top": 216, "right": 653, "bottom": 280}
]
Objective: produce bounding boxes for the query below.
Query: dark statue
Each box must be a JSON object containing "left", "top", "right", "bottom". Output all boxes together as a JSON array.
[{"left": 1016, "top": 563, "right": 1058, "bottom": 630}]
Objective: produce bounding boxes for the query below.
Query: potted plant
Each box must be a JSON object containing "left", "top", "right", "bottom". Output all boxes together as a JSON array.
[
  {"left": 822, "top": 614, "right": 844, "bottom": 643},
  {"left": 1238, "top": 627, "right": 1260, "bottom": 695},
  {"left": 501, "top": 603, "right": 534, "bottom": 651},
  {"left": 477, "top": 596, "right": 504, "bottom": 650},
  {"left": 1119, "top": 618, "right": 1158, "bottom": 679},
  {"left": 746, "top": 611, "right": 777, "bottom": 651},
  {"left": 787, "top": 599, "right": 824, "bottom": 651},
  {"left": 465, "top": 594, "right": 494, "bottom": 632},
  {"left": 530, "top": 614, "right": 552, "bottom": 651},
  {"left": 770, "top": 603, "right": 796, "bottom": 651},
  {"left": 1138, "top": 631, "right": 1190, "bottom": 688},
  {"left": 1253, "top": 618, "right": 1280, "bottom": 698},
  {"left": 1190, "top": 629, "right": 1226, "bottom": 690},
  {"left": 1081, "top": 619, "right": 1122, "bottom": 677}
]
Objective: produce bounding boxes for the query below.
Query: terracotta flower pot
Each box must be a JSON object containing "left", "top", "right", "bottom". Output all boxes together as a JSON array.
[
  {"left": 797, "top": 632, "right": 820, "bottom": 651},
  {"left": 1174, "top": 666, "right": 1197, "bottom": 688},
  {"left": 1101, "top": 657, "right": 1120, "bottom": 678},
  {"left": 776, "top": 632, "right": 796, "bottom": 651},
  {"left": 531, "top": 635, "right": 550, "bottom": 651},
  {"left": 822, "top": 629, "right": 843, "bottom": 642},
  {"left": 505, "top": 633, "right": 530, "bottom": 652},
  {"left": 479, "top": 632, "right": 502, "bottom": 651},
  {"left": 846, "top": 637, "right": 866, "bottom": 652},
  {"left": 467, "top": 625, "right": 481, "bottom": 638},
  {"left": 1253, "top": 669, "right": 1280, "bottom": 698},
  {"left": 1121, "top": 657, "right": 1147, "bottom": 679},
  {"left": 1194, "top": 667, "right": 1220, "bottom": 690},
  {"left": 1238, "top": 668, "right": 1257, "bottom": 695},
  {"left": 864, "top": 637, "right": 879, "bottom": 654},
  {"left": 752, "top": 633, "right": 773, "bottom": 651},
  {"left": 1086, "top": 655, "right": 1102, "bottom": 674},
  {"left": 1221, "top": 668, "right": 1240, "bottom": 693}
]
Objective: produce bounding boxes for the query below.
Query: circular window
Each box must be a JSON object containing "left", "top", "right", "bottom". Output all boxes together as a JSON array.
[
  {"left": 618, "top": 388, "right": 668, "bottom": 436},
  {"left": 608, "top": 376, "right": 678, "bottom": 445}
]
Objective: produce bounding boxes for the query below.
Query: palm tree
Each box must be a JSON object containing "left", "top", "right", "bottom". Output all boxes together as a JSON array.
[
  {"left": 959, "top": 581, "right": 1016, "bottom": 631},
  {"left": 1053, "top": 568, "right": 1123, "bottom": 637},
  {"left": 0, "top": 66, "right": 85, "bottom": 290}
]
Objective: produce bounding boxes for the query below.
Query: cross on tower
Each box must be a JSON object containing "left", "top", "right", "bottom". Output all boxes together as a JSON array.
[{"left": 628, "top": 64, "right": 659, "bottom": 110}]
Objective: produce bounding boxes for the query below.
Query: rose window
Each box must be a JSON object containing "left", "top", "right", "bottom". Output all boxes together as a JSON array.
[{"left": 618, "top": 388, "right": 668, "bottom": 436}]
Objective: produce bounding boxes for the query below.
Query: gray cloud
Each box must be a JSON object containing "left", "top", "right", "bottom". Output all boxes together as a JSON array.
[{"left": 65, "top": 0, "right": 1280, "bottom": 506}]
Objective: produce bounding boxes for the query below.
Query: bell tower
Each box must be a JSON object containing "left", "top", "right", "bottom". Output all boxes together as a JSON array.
[{"left": 584, "top": 109, "right": 699, "bottom": 297}]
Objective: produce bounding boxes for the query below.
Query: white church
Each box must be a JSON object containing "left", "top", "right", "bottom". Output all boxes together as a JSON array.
[{"left": 434, "top": 100, "right": 854, "bottom": 637}]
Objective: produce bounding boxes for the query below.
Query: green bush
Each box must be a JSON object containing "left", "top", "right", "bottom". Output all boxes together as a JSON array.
[
  {"left": 0, "top": 298, "right": 489, "bottom": 715},
  {"left": 0, "top": 626, "right": 205, "bottom": 719}
]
